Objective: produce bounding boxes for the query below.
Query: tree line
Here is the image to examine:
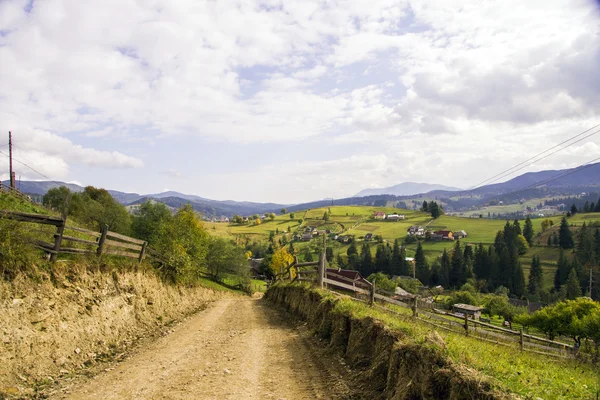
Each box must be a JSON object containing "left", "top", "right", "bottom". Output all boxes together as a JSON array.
[{"left": 43, "top": 187, "right": 251, "bottom": 289}]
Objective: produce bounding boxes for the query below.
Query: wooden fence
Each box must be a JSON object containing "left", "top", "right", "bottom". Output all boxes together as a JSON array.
[
  {"left": 0, "top": 210, "right": 155, "bottom": 263},
  {"left": 289, "top": 254, "right": 575, "bottom": 360}
]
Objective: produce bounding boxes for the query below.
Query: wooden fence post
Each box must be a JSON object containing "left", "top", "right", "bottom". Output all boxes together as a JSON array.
[
  {"left": 411, "top": 297, "right": 418, "bottom": 317},
  {"left": 50, "top": 219, "right": 65, "bottom": 263},
  {"left": 519, "top": 328, "right": 524, "bottom": 351},
  {"left": 97, "top": 224, "right": 108, "bottom": 257},
  {"left": 369, "top": 283, "right": 375, "bottom": 306},
  {"left": 318, "top": 253, "right": 325, "bottom": 289},
  {"left": 464, "top": 314, "right": 469, "bottom": 336},
  {"left": 138, "top": 241, "right": 147, "bottom": 264}
]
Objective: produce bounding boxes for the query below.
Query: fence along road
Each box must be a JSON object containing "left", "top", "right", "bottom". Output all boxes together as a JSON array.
[
  {"left": 0, "top": 210, "right": 160, "bottom": 264},
  {"left": 274, "top": 236, "right": 575, "bottom": 360}
]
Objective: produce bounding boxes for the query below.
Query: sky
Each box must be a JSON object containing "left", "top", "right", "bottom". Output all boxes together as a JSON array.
[{"left": 0, "top": 0, "right": 599, "bottom": 204}]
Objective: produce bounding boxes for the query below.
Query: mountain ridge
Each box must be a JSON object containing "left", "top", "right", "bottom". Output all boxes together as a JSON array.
[{"left": 354, "top": 182, "right": 462, "bottom": 197}]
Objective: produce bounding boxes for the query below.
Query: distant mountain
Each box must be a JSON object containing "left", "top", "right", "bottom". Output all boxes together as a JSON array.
[
  {"left": 8, "top": 162, "right": 600, "bottom": 217},
  {"left": 355, "top": 182, "right": 462, "bottom": 197}
]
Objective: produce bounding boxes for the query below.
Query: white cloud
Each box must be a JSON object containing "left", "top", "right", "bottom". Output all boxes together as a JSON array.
[{"left": 0, "top": 0, "right": 599, "bottom": 200}]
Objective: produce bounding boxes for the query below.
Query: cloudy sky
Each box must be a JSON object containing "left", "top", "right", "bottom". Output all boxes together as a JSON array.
[{"left": 1, "top": 0, "right": 599, "bottom": 203}]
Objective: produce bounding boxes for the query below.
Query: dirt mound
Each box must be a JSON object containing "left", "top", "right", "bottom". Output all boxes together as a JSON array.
[
  {"left": 0, "top": 264, "right": 228, "bottom": 397},
  {"left": 265, "top": 284, "right": 515, "bottom": 400}
]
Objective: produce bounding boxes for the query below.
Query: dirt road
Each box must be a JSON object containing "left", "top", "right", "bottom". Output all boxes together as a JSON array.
[{"left": 55, "top": 298, "right": 355, "bottom": 399}]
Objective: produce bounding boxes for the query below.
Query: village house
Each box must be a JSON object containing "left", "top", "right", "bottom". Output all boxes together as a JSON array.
[
  {"left": 364, "top": 233, "right": 373, "bottom": 241},
  {"left": 431, "top": 230, "right": 453, "bottom": 241},
  {"left": 373, "top": 211, "right": 386, "bottom": 219},
  {"left": 219, "top": 216, "right": 230, "bottom": 223},
  {"left": 453, "top": 230, "right": 467, "bottom": 239},
  {"left": 452, "top": 303, "right": 484, "bottom": 320},
  {"left": 325, "top": 268, "right": 372, "bottom": 292},
  {"left": 386, "top": 214, "right": 405, "bottom": 221},
  {"left": 407, "top": 225, "right": 425, "bottom": 236},
  {"left": 301, "top": 232, "right": 312, "bottom": 241}
]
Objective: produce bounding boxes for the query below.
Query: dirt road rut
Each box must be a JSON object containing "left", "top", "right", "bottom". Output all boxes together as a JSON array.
[{"left": 56, "top": 298, "right": 354, "bottom": 399}]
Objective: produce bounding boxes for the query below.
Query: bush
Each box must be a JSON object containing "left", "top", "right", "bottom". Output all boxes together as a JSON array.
[{"left": 0, "top": 219, "right": 41, "bottom": 280}]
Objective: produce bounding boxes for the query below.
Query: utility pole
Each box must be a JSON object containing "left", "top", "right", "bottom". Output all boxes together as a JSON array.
[{"left": 8, "top": 131, "right": 15, "bottom": 188}]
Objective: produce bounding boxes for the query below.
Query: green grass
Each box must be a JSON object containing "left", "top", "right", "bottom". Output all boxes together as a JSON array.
[
  {"left": 326, "top": 292, "right": 600, "bottom": 399},
  {"left": 0, "top": 193, "right": 52, "bottom": 215},
  {"left": 251, "top": 279, "right": 268, "bottom": 293},
  {"left": 195, "top": 277, "right": 244, "bottom": 293}
]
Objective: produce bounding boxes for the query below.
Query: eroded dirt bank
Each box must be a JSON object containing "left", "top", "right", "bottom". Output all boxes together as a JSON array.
[
  {"left": 55, "top": 298, "right": 355, "bottom": 399},
  {"left": 265, "top": 284, "right": 515, "bottom": 400},
  {"left": 0, "top": 267, "right": 229, "bottom": 397}
]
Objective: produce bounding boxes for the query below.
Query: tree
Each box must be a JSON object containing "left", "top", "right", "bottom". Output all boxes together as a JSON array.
[
  {"left": 42, "top": 186, "right": 72, "bottom": 214},
  {"left": 375, "top": 243, "right": 392, "bottom": 275},
  {"left": 516, "top": 234, "right": 529, "bottom": 255},
  {"left": 289, "top": 212, "right": 295, "bottom": 219},
  {"left": 527, "top": 255, "right": 543, "bottom": 295},
  {"left": 131, "top": 200, "right": 172, "bottom": 245},
  {"left": 523, "top": 216, "right": 534, "bottom": 245},
  {"left": 558, "top": 216, "right": 574, "bottom": 249},
  {"left": 570, "top": 204, "right": 578, "bottom": 215},
  {"left": 154, "top": 204, "right": 209, "bottom": 283},
  {"left": 346, "top": 241, "right": 360, "bottom": 270},
  {"left": 422, "top": 201, "right": 429, "bottom": 212},
  {"left": 323, "top": 211, "right": 330, "bottom": 221},
  {"left": 326, "top": 247, "right": 334, "bottom": 263},
  {"left": 269, "top": 247, "right": 294, "bottom": 277},
  {"left": 413, "top": 241, "right": 426, "bottom": 281},
  {"left": 281, "top": 208, "right": 287, "bottom": 214},
  {"left": 449, "top": 240, "right": 465, "bottom": 288},
  {"left": 255, "top": 218, "right": 262, "bottom": 225},
  {"left": 269, "top": 213, "right": 276, "bottom": 221},
  {"left": 70, "top": 186, "right": 131, "bottom": 234},
  {"left": 429, "top": 201, "right": 441, "bottom": 219},
  {"left": 367, "top": 272, "right": 396, "bottom": 292},
  {"left": 512, "top": 263, "right": 526, "bottom": 297},
  {"left": 554, "top": 249, "right": 571, "bottom": 290},
  {"left": 359, "top": 243, "right": 373, "bottom": 276},
  {"left": 391, "top": 239, "right": 409, "bottom": 276},
  {"left": 232, "top": 214, "right": 244, "bottom": 224},
  {"left": 206, "top": 237, "right": 249, "bottom": 283},
  {"left": 565, "top": 268, "right": 582, "bottom": 299}
]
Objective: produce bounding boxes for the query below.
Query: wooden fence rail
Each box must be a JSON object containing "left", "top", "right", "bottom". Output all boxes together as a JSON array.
[{"left": 0, "top": 210, "right": 162, "bottom": 264}]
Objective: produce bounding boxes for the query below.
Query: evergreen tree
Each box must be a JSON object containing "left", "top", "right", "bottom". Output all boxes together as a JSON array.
[
  {"left": 571, "top": 256, "right": 586, "bottom": 295},
  {"left": 463, "top": 244, "right": 474, "bottom": 280},
  {"left": 570, "top": 204, "right": 578, "bottom": 215},
  {"left": 449, "top": 240, "right": 465, "bottom": 288},
  {"left": 577, "top": 223, "right": 596, "bottom": 266},
  {"left": 414, "top": 241, "right": 429, "bottom": 283},
  {"left": 375, "top": 243, "right": 392, "bottom": 275},
  {"left": 438, "top": 249, "right": 451, "bottom": 287},
  {"left": 595, "top": 228, "right": 600, "bottom": 262},
  {"left": 583, "top": 201, "right": 590, "bottom": 213},
  {"left": 391, "top": 239, "right": 409, "bottom": 276},
  {"left": 552, "top": 232, "right": 559, "bottom": 247},
  {"left": 527, "top": 255, "right": 543, "bottom": 295},
  {"left": 347, "top": 241, "right": 360, "bottom": 270},
  {"left": 558, "top": 216, "right": 574, "bottom": 249},
  {"left": 422, "top": 201, "right": 429, "bottom": 212},
  {"left": 554, "top": 249, "right": 571, "bottom": 290},
  {"left": 512, "top": 262, "right": 526, "bottom": 297},
  {"left": 360, "top": 243, "right": 373, "bottom": 276},
  {"left": 523, "top": 216, "right": 534, "bottom": 246},
  {"left": 487, "top": 246, "right": 501, "bottom": 292},
  {"left": 473, "top": 243, "right": 489, "bottom": 281},
  {"left": 565, "top": 268, "right": 582, "bottom": 299},
  {"left": 325, "top": 247, "right": 334, "bottom": 263},
  {"left": 336, "top": 254, "right": 346, "bottom": 269},
  {"left": 596, "top": 199, "right": 600, "bottom": 212},
  {"left": 513, "top": 219, "right": 522, "bottom": 236}
]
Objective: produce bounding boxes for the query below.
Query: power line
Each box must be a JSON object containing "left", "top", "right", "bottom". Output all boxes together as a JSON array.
[
  {"left": 495, "top": 156, "right": 600, "bottom": 200},
  {"left": 467, "top": 123, "right": 600, "bottom": 191},
  {"left": 0, "top": 149, "right": 51, "bottom": 180}
]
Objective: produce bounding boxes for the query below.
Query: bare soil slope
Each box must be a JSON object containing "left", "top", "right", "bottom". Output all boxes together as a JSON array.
[{"left": 55, "top": 298, "right": 355, "bottom": 399}]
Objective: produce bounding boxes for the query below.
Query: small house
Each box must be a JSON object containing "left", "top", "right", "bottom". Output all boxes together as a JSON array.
[
  {"left": 386, "top": 214, "right": 405, "bottom": 221},
  {"left": 301, "top": 233, "right": 312, "bottom": 241},
  {"left": 373, "top": 212, "right": 386, "bottom": 219},
  {"left": 407, "top": 225, "right": 425, "bottom": 236},
  {"left": 325, "top": 268, "right": 372, "bottom": 292},
  {"left": 452, "top": 303, "right": 484, "bottom": 319},
  {"left": 364, "top": 233, "right": 373, "bottom": 241},
  {"left": 434, "top": 230, "right": 454, "bottom": 241},
  {"left": 454, "top": 230, "right": 467, "bottom": 239}
]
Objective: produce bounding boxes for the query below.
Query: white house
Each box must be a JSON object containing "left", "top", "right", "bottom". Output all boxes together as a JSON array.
[
  {"left": 407, "top": 225, "right": 425, "bottom": 236},
  {"left": 386, "top": 214, "right": 405, "bottom": 221}
]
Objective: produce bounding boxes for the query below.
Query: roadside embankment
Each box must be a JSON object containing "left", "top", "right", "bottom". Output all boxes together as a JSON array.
[
  {"left": 0, "top": 263, "right": 230, "bottom": 397},
  {"left": 265, "top": 284, "right": 513, "bottom": 400}
]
